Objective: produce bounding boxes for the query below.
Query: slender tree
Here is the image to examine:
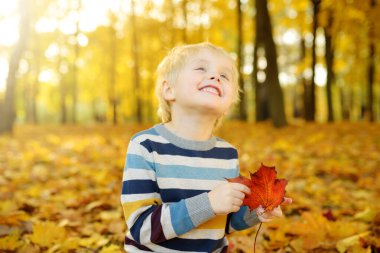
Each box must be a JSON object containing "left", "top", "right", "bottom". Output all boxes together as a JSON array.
[
  {"left": 254, "top": 9, "right": 269, "bottom": 122},
  {"left": 109, "top": 12, "right": 118, "bottom": 125},
  {"left": 304, "top": 0, "right": 321, "bottom": 121},
  {"left": 324, "top": 10, "right": 334, "bottom": 122},
  {"left": 30, "top": 36, "right": 40, "bottom": 124},
  {"left": 237, "top": 0, "right": 247, "bottom": 120},
  {"left": 367, "top": 0, "right": 376, "bottom": 122},
  {"left": 58, "top": 55, "right": 68, "bottom": 124},
  {"left": 0, "top": 0, "right": 30, "bottom": 133},
  {"left": 254, "top": 0, "right": 287, "bottom": 127},
  {"left": 296, "top": 37, "right": 307, "bottom": 119},
  {"left": 131, "top": 0, "right": 142, "bottom": 123},
  {"left": 24, "top": 30, "right": 40, "bottom": 124},
  {"left": 71, "top": 0, "right": 81, "bottom": 123}
]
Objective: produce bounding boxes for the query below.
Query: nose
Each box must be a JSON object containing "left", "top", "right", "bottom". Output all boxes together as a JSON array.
[{"left": 210, "top": 74, "right": 221, "bottom": 82}]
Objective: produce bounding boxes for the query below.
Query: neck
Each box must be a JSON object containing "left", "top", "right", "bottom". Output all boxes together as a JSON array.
[{"left": 165, "top": 111, "right": 217, "bottom": 141}]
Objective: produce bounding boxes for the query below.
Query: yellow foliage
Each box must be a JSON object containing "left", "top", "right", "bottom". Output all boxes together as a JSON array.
[
  {"left": 0, "top": 210, "right": 28, "bottom": 226},
  {"left": 0, "top": 123, "right": 379, "bottom": 252},
  {"left": 336, "top": 232, "right": 371, "bottom": 253},
  {"left": 79, "top": 233, "right": 109, "bottom": 248},
  {"left": 29, "top": 222, "right": 67, "bottom": 248},
  {"left": 99, "top": 244, "right": 124, "bottom": 253},
  {"left": 0, "top": 230, "right": 22, "bottom": 250},
  {"left": 60, "top": 237, "right": 81, "bottom": 252}
]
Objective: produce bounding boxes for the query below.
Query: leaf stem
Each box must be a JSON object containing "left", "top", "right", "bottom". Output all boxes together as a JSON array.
[{"left": 254, "top": 222, "right": 263, "bottom": 253}]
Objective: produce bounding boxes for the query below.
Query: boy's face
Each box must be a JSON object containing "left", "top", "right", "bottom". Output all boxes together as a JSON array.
[{"left": 165, "top": 49, "right": 236, "bottom": 118}]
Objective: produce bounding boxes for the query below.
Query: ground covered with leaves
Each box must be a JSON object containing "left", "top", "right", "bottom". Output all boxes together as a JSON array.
[{"left": 0, "top": 122, "right": 379, "bottom": 253}]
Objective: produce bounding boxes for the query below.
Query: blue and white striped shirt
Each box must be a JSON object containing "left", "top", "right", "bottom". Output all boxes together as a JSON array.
[{"left": 121, "top": 124, "right": 259, "bottom": 252}]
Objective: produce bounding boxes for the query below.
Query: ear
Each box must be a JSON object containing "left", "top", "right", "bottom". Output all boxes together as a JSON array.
[{"left": 162, "top": 80, "right": 176, "bottom": 101}]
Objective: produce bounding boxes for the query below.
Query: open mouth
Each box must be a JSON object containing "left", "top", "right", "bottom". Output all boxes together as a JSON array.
[{"left": 199, "top": 85, "right": 221, "bottom": 97}]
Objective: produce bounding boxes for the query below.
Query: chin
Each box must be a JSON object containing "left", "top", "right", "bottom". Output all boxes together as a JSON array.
[{"left": 198, "top": 105, "right": 226, "bottom": 116}]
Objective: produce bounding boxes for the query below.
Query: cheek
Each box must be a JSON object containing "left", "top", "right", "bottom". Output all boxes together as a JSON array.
[{"left": 224, "top": 85, "right": 236, "bottom": 99}]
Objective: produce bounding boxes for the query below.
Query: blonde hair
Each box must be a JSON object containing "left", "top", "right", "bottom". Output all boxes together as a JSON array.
[{"left": 155, "top": 42, "right": 240, "bottom": 127}]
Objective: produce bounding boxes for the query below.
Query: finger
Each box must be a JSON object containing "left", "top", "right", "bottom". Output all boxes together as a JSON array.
[
  {"left": 231, "top": 183, "right": 251, "bottom": 195},
  {"left": 258, "top": 215, "right": 273, "bottom": 222},
  {"left": 282, "top": 197, "right": 292, "bottom": 205},
  {"left": 232, "top": 198, "right": 243, "bottom": 206},
  {"left": 256, "top": 210, "right": 272, "bottom": 222},
  {"left": 231, "top": 191, "right": 245, "bottom": 200},
  {"left": 231, "top": 205, "right": 240, "bottom": 213},
  {"left": 270, "top": 206, "right": 283, "bottom": 217},
  {"left": 256, "top": 205, "right": 265, "bottom": 216}
]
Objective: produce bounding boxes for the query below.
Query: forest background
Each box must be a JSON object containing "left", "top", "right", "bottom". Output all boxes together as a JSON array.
[{"left": 0, "top": 0, "right": 379, "bottom": 252}]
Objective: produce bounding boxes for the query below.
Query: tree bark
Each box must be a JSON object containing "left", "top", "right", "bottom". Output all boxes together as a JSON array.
[
  {"left": 0, "top": 0, "right": 30, "bottom": 133},
  {"left": 324, "top": 11, "right": 334, "bottom": 122},
  {"left": 295, "top": 37, "right": 306, "bottom": 118},
  {"left": 25, "top": 46, "right": 40, "bottom": 124},
  {"left": 109, "top": 14, "right": 118, "bottom": 125},
  {"left": 71, "top": 0, "right": 81, "bottom": 123},
  {"left": 304, "top": 0, "right": 320, "bottom": 121},
  {"left": 237, "top": 0, "right": 247, "bottom": 120},
  {"left": 254, "top": 3, "right": 268, "bottom": 122},
  {"left": 254, "top": 0, "right": 287, "bottom": 127},
  {"left": 131, "top": 0, "right": 142, "bottom": 123},
  {"left": 59, "top": 65, "right": 68, "bottom": 124},
  {"left": 366, "top": 0, "right": 376, "bottom": 122}
]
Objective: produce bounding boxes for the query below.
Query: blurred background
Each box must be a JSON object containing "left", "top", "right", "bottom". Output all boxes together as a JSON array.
[
  {"left": 0, "top": 1, "right": 380, "bottom": 253},
  {"left": 0, "top": 0, "right": 379, "bottom": 132}
]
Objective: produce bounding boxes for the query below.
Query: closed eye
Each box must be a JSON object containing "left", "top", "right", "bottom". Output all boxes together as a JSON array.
[
  {"left": 195, "top": 67, "right": 206, "bottom": 71},
  {"left": 221, "top": 74, "right": 230, "bottom": 81}
]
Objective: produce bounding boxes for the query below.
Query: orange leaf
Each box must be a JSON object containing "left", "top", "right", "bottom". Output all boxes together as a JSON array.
[{"left": 228, "top": 163, "right": 287, "bottom": 211}]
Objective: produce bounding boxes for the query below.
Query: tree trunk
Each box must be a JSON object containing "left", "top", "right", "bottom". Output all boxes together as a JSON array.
[
  {"left": 237, "top": 0, "right": 247, "bottom": 120},
  {"left": 252, "top": 43, "right": 259, "bottom": 121},
  {"left": 340, "top": 85, "right": 350, "bottom": 120},
  {"left": 255, "top": 0, "right": 287, "bottom": 127},
  {"left": 367, "top": 44, "right": 375, "bottom": 122},
  {"left": 59, "top": 52, "right": 68, "bottom": 124},
  {"left": 109, "top": 15, "right": 118, "bottom": 125},
  {"left": 31, "top": 65, "right": 39, "bottom": 124},
  {"left": 0, "top": 0, "right": 29, "bottom": 133},
  {"left": 367, "top": 0, "right": 376, "bottom": 122},
  {"left": 324, "top": 11, "right": 334, "bottom": 122},
  {"left": 24, "top": 54, "right": 39, "bottom": 124},
  {"left": 295, "top": 37, "right": 306, "bottom": 118},
  {"left": 254, "top": 5, "right": 269, "bottom": 122},
  {"left": 254, "top": 46, "right": 269, "bottom": 121},
  {"left": 31, "top": 30, "right": 41, "bottom": 124},
  {"left": 131, "top": 0, "right": 142, "bottom": 123},
  {"left": 305, "top": 0, "right": 320, "bottom": 121},
  {"left": 71, "top": 0, "right": 81, "bottom": 123}
]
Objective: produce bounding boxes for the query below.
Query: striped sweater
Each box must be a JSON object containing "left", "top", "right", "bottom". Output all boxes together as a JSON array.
[{"left": 121, "top": 124, "right": 260, "bottom": 252}]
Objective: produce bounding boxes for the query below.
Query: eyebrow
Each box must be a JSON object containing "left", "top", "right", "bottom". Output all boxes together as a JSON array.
[{"left": 191, "top": 58, "right": 233, "bottom": 75}]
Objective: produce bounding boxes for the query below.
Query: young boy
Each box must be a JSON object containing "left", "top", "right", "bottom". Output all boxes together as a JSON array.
[{"left": 121, "top": 42, "right": 289, "bottom": 252}]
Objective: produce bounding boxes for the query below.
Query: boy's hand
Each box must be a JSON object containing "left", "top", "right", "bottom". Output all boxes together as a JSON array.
[
  {"left": 208, "top": 182, "right": 251, "bottom": 215},
  {"left": 256, "top": 197, "right": 292, "bottom": 222}
]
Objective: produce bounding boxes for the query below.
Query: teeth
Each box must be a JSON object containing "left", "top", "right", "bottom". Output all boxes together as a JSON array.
[{"left": 201, "top": 87, "right": 220, "bottom": 96}]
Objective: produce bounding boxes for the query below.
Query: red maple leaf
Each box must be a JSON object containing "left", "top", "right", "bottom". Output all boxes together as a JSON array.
[{"left": 227, "top": 163, "right": 287, "bottom": 211}]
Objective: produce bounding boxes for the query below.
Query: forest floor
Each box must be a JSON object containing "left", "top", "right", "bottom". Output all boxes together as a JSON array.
[{"left": 0, "top": 121, "right": 379, "bottom": 253}]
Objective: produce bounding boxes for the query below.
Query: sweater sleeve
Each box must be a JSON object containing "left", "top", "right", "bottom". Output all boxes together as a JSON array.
[
  {"left": 227, "top": 206, "right": 260, "bottom": 233},
  {"left": 121, "top": 139, "right": 215, "bottom": 245}
]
